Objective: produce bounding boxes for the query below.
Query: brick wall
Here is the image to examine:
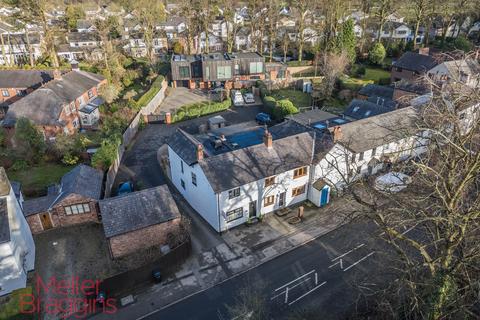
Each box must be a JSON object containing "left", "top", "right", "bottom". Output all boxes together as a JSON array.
[
  {"left": 26, "top": 194, "right": 99, "bottom": 234},
  {"left": 390, "top": 69, "right": 418, "bottom": 82},
  {"left": 108, "top": 218, "right": 182, "bottom": 259},
  {"left": 26, "top": 214, "right": 43, "bottom": 234}
]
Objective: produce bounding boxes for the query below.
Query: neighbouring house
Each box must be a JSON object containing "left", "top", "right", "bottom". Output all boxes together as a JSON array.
[
  {"left": 235, "top": 27, "right": 251, "bottom": 51},
  {"left": 67, "top": 32, "right": 101, "bottom": 48},
  {"left": 123, "top": 32, "right": 168, "bottom": 58},
  {"left": 343, "top": 99, "right": 396, "bottom": 120},
  {"left": 57, "top": 44, "right": 88, "bottom": 61},
  {"left": 99, "top": 185, "right": 182, "bottom": 259},
  {"left": 166, "top": 105, "right": 431, "bottom": 232},
  {"left": 0, "top": 33, "right": 42, "bottom": 66},
  {"left": 392, "top": 80, "right": 432, "bottom": 105},
  {"left": 194, "top": 32, "right": 223, "bottom": 53},
  {"left": 427, "top": 59, "right": 480, "bottom": 89},
  {"left": 166, "top": 122, "right": 332, "bottom": 232},
  {"left": 0, "top": 70, "right": 54, "bottom": 119},
  {"left": 156, "top": 16, "right": 186, "bottom": 40},
  {"left": 76, "top": 19, "right": 97, "bottom": 33},
  {"left": 3, "top": 67, "right": 106, "bottom": 140},
  {"left": 391, "top": 51, "right": 438, "bottom": 82},
  {"left": 171, "top": 52, "right": 265, "bottom": 89},
  {"left": 357, "top": 84, "right": 394, "bottom": 101},
  {"left": 0, "top": 167, "right": 35, "bottom": 296},
  {"left": 377, "top": 22, "right": 411, "bottom": 41},
  {"left": 78, "top": 96, "right": 103, "bottom": 128},
  {"left": 22, "top": 165, "right": 103, "bottom": 234}
]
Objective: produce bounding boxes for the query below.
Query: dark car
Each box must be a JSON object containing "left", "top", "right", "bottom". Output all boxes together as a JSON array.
[
  {"left": 256, "top": 112, "right": 272, "bottom": 124},
  {"left": 152, "top": 269, "right": 162, "bottom": 283},
  {"left": 117, "top": 181, "right": 133, "bottom": 196}
]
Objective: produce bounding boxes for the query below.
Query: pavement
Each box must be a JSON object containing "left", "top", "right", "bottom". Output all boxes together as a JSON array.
[{"left": 90, "top": 198, "right": 357, "bottom": 320}]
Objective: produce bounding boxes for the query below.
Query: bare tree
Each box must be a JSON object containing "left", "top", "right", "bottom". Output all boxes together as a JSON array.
[
  {"left": 374, "top": 0, "right": 395, "bottom": 42},
  {"left": 132, "top": 0, "right": 165, "bottom": 63},
  {"left": 290, "top": 0, "right": 313, "bottom": 62},
  {"left": 225, "top": 279, "right": 269, "bottom": 320},
  {"left": 326, "top": 57, "right": 480, "bottom": 319},
  {"left": 316, "top": 52, "right": 349, "bottom": 99}
]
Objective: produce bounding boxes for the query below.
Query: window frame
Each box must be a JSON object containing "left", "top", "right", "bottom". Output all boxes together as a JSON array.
[
  {"left": 264, "top": 176, "right": 275, "bottom": 188},
  {"left": 226, "top": 207, "right": 243, "bottom": 222},
  {"left": 228, "top": 187, "right": 240, "bottom": 199},
  {"left": 2, "top": 89, "right": 9, "bottom": 97},
  {"left": 264, "top": 195, "right": 275, "bottom": 206},
  {"left": 191, "top": 172, "right": 197, "bottom": 186},
  {"left": 64, "top": 203, "right": 91, "bottom": 215},
  {"left": 181, "top": 179, "right": 186, "bottom": 190},
  {"left": 293, "top": 166, "right": 307, "bottom": 179},
  {"left": 291, "top": 185, "right": 306, "bottom": 197},
  {"left": 179, "top": 66, "right": 190, "bottom": 78}
]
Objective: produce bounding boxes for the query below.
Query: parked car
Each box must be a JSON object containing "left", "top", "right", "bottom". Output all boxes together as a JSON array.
[
  {"left": 232, "top": 90, "right": 244, "bottom": 106},
  {"left": 152, "top": 268, "right": 162, "bottom": 283},
  {"left": 117, "top": 181, "right": 134, "bottom": 196},
  {"left": 243, "top": 92, "right": 255, "bottom": 104},
  {"left": 256, "top": 112, "right": 272, "bottom": 124}
]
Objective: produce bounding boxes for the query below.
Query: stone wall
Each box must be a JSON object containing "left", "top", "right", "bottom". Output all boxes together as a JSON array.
[
  {"left": 108, "top": 217, "right": 181, "bottom": 259},
  {"left": 26, "top": 214, "right": 43, "bottom": 234}
]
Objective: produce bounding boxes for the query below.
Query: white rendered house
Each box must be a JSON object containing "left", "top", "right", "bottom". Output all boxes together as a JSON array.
[{"left": 0, "top": 168, "right": 35, "bottom": 296}]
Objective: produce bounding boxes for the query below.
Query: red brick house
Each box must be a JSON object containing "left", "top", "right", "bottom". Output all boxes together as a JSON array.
[
  {"left": 2, "top": 68, "right": 106, "bottom": 141},
  {"left": 391, "top": 51, "right": 438, "bottom": 83},
  {"left": 99, "top": 185, "right": 182, "bottom": 259},
  {"left": 22, "top": 165, "right": 104, "bottom": 233},
  {"left": 0, "top": 70, "right": 55, "bottom": 119}
]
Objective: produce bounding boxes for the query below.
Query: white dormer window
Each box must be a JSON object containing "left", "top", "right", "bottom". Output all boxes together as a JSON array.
[
  {"left": 70, "top": 102, "right": 76, "bottom": 113},
  {"left": 65, "top": 105, "right": 71, "bottom": 115}
]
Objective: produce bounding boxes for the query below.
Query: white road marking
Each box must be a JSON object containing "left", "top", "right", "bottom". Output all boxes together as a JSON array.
[
  {"left": 285, "top": 287, "right": 289, "bottom": 304},
  {"left": 136, "top": 309, "right": 160, "bottom": 320},
  {"left": 287, "top": 281, "right": 327, "bottom": 306},
  {"left": 331, "top": 244, "right": 365, "bottom": 261},
  {"left": 315, "top": 272, "right": 318, "bottom": 285},
  {"left": 274, "top": 269, "right": 315, "bottom": 292},
  {"left": 270, "top": 277, "right": 312, "bottom": 300},
  {"left": 343, "top": 252, "right": 375, "bottom": 272},
  {"left": 328, "top": 259, "right": 343, "bottom": 269}
]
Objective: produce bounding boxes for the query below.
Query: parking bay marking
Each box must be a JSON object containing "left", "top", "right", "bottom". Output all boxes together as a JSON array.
[
  {"left": 287, "top": 281, "right": 327, "bottom": 306},
  {"left": 343, "top": 252, "right": 375, "bottom": 272},
  {"left": 331, "top": 243, "right": 365, "bottom": 262}
]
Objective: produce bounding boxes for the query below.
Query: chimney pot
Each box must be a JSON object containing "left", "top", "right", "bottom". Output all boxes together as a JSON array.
[
  {"left": 196, "top": 144, "right": 204, "bottom": 161},
  {"left": 332, "top": 126, "right": 343, "bottom": 143},
  {"left": 263, "top": 129, "right": 273, "bottom": 149}
]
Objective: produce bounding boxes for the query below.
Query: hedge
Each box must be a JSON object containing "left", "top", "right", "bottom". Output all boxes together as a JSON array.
[
  {"left": 172, "top": 99, "right": 232, "bottom": 122},
  {"left": 287, "top": 60, "right": 313, "bottom": 67},
  {"left": 135, "top": 75, "right": 165, "bottom": 108}
]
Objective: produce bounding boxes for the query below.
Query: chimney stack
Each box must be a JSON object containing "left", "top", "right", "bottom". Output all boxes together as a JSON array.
[
  {"left": 196, "top": 144, "right": 204, "bottom": 161},
  {"left": 263, "top": 129, "right": 273, "bottom": 149},
  {"left": 53, "top": 69, "right": 62, "bottom": 80},
  {"left": 418, "top": 47, "right": 430, "bottom": 56},
  {"left": 331, "top": 126, "right": 343, "bottom": 143}
]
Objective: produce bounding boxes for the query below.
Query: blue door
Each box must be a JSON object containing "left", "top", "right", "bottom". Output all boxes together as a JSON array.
[{"left": 320, "top": 186, "right": 329, "bottom": 206}]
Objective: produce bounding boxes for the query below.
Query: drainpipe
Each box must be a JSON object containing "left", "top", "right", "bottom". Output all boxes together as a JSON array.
[{"left": 217, "top": 193, "right": 222, "bottom": 234}]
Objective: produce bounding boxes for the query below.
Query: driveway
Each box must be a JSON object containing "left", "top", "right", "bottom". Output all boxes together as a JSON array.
[
  {"left": 156, "top": 87, "right": 213, "bottom": 114},
  {"left": 33, "top": 223, "right": 119, "bottom": 319}
]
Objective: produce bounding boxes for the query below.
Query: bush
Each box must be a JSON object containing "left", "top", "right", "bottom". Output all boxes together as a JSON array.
[
  {"left": 263, "top": 96, "right": 276, "bottom": 109},
  {"left": 91, "top": 139, "right": 120, "bottom": 170},
  {"left": 62, "top": 152, "right": 79, "bottom": 165},
  {"left": 256, "top": 80, "right": 269, "bottom": 98},
  {"left": 378, "top": 77, "right": 391, "bottom": 85},
  {"left": 353, "top": 65, "right": 366, "bottom": 77},
  {"left": 172, "top": 99, "right": 232, "bottom": 122},
  {"left": 11, "top": 160, "right": 28, "bottom": 172},
  {"left": 453, "top": 36, "right": 473, "bottom": 52},
  {"left": 273, "top": 99, "right": 299, "bottom": 119},
  {"left": 368, "top": 42, "right": 386, "bottom": 65},
  {"left": 136, "top": 75, "right": 164, "bottom": 108}
]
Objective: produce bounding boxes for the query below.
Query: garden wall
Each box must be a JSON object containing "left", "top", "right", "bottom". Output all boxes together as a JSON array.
[{"left": 104, "top": 80, "right": 168, "bottom": 197}]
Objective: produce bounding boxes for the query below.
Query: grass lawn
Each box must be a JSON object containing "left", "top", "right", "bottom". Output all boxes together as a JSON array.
[
  {"left": 7, "top": 163, "right": 73, "bottom": 198},
  {"left": 322, "top": 97, "right": 349, "bottom": 114},
  {"left": 271, "top": 89, "right": 311, "bottom": 109},
  {"left": 0, "top": 286, "right": 33, "bottom": 319},
  {"left": 363, "top": 67, "right": 390, "bottom": 83},
  {"left": 340, "top": 76, "right": 374, "bottom": 90}
]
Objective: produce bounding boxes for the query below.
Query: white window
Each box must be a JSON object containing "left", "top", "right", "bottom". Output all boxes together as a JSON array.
[
  {"left": 191, "top": 172, "right": 197, "bottom": 186},
  {"left": 64, "top": 203, "right": 91, "bottom": 215},
  {"left": 181, "top": 161, "right": 184, "bottom": 173},
  {"left": 217, "top": 66, "right": 232, "bottom": 79},
  {"left": 226, "top": 207, "right": 243, "bottom": 222},
  {"left": 249, "top": 62, "right": 263, "bottom": 74},
  {"left": 65, "top": 105, "right": 71, "bottom": 115},
  {"left": 181, "top": 179, "right": 185, "bottom": 189},
  {"left": 70, "top": 102, "right": 76, "bottom": 113},
  {"left": 228, "top": 187, "right": 240, "bottom": 199}
]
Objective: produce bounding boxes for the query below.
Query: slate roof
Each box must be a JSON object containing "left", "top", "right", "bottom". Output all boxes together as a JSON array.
[
  {"left": 394, "top": 80, "right": 430, "bottom": 95},
  {"left": 336, "top": 107, "right": 419, "bottom": 153},
  {"left": 76, "top": 19, "right": 94, "bottom": 30},
  {"left": 23, "top": 164, "right": 103, "bottom": 216},
  {"left": 393, "top": 51, "right": 438, "bottom": 73},
  {"left": 344, "top": 99, "right": 395, "bottom": 120},
  {"left": 199, "top": 131, "right": 326, "bottom": 193},
  {"left": 100, "top": 185, "right": 181, "bottom": 238},
  {"left": 4, "top": 70, "right": 105, "bottom": 126},
  {"left": 9, "top": 33, "right": 41, "bottom": 45},
  {"left": 442, "top": 59, "right": 480, "bottom": 80},
  {"left": 0, "top": 198, "right": 9, "bottom": 244},
  {"left": 167, "top": 129, "right": 202, "bottom": 166},
  {"left": 68, "top": 32, "right": 100, "bottom": 43},
  {"left": 0, "top": 70, "right": 53, "bottom": 89},
  {"left": 286, "top": 109, "right": 337, "bottom": 126},
  {"left": 358, "top": 84, "right": 394, "bottom": 100}
]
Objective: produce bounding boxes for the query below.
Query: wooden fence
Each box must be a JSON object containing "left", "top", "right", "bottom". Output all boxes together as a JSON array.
[{"left": 104, "top": 80, "right": 168, "bottom": 197}]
